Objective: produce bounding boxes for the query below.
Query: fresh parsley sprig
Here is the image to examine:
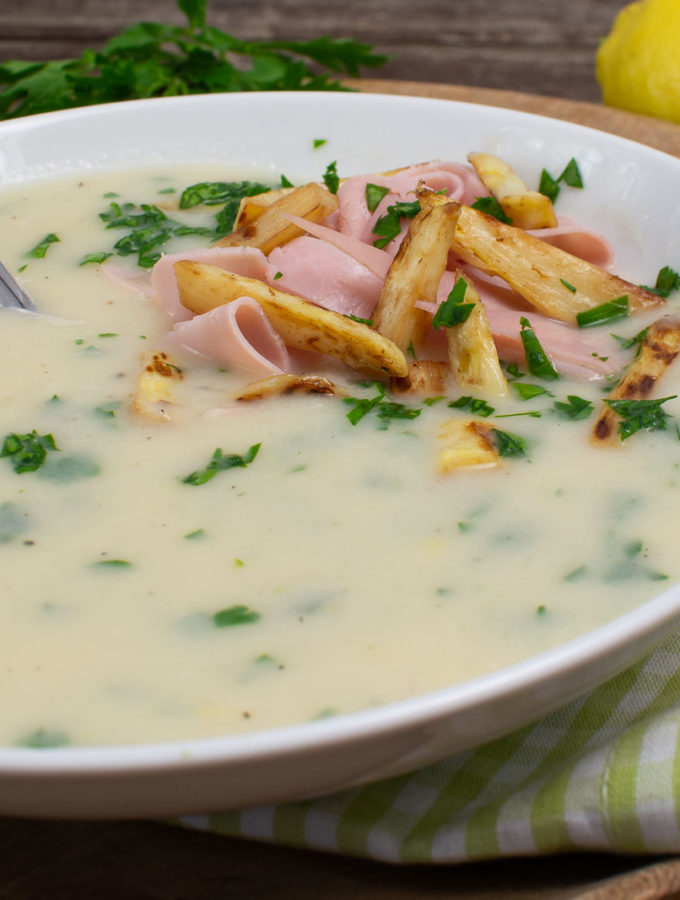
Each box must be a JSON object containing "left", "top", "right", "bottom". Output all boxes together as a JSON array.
[
  {"left": 182, "top": 443, "right": 261, "bottom": 486},
  {"left": 432, "top": 278, "right": 475, "bottom": 329},
  {"left": 605, "top": 396, "right": 676, "bottom": 441},
  {"left": 538, "top": 157, "right": 584, "bottom": 204},
  {"left": 343, "top": 382, "right": 420, "bottom": 429},
  {"left": 372, "top": 200, "right": 421, "bottom": 249},
  {"left": 0, "top": 0, "right": 388, "bottom": 120},
  {"left": 1, "top": 431, "right": 58, "bottom": 474},
  {"left": 519, "top": 317, "right": 559, "bottom": 381}
]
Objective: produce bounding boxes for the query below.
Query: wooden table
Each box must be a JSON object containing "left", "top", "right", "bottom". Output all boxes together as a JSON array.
[{"left": 3, "top": 1, "right": 680, "bottom": 897}]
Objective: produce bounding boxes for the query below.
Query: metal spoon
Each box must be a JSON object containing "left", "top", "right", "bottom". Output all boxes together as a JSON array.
[{"left": 0, "top": 261, "right": 35, "bottom": 310}]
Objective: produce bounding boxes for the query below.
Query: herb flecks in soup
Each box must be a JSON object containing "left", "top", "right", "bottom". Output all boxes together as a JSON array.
[{"left": 0, "top": 155, "right": 679, "bottom": 748}]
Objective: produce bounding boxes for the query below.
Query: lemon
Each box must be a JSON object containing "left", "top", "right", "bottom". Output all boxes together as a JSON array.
[{"left": 596, "top": 0, "right": 680, "bottom": 123}]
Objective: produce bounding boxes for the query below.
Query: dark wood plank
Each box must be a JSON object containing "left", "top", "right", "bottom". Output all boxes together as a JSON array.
[
  {"left": 0, "top": 0, "right": 629, "bottom": 102},
  {"left": 0, "top": 816, "right": 669, "bottom": 900}
]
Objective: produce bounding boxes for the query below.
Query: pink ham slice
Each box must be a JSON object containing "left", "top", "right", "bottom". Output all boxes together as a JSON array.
[
  {"left": 267, "top": 235, "right": 383, "bottom": 320},
  {"left": 167, "top": 297, "right": 290, "bottom": 376},
  {"left": 337, "top": 160, "right": 486, "bottom": 248},
  {"left": 419, "top": 272, "right": 626, "bottom": 381},
  {"left": 527, "top": 215, "right": 615, "bottom": 268},
  {"left": 151, "top": 246, "right": 270, "bottom": 322}
]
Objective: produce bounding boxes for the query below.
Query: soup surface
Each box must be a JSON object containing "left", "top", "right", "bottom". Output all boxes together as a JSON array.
[{"left": 0, "top": 164, "right": 678, "bottom": 748}]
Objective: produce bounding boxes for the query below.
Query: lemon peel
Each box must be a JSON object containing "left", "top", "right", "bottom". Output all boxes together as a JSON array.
[{"left": 596, "top": 0, "right": 680, "bottom": 123}]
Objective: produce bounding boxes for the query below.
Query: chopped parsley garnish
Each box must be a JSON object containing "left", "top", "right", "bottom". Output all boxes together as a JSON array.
[
  {"left": 605, "top": 396, "right": 676, "bottom": 441},
  {"left": 26, "top": 233, "right": 59, "bottom": 258},
  {"left": 1, "top": 430, "right": 58, "bottom": 473},
  {"left": 560, "top": 278, "right": 577, "bottom": 293},
  {"left": 565, "top": 565, "right": 588, "bottom": 582},
  {"left": 372, "top": 200, "right": 421, "bottom": 249},
  {"left": 213, "top": 605, "right": 260, "bottom": 627},
  {"left": 611, "top": 326, "right": 649, "bottom": 353},
  {"left": 539, "top": 157, "right": 584, "bottom": 203},
  {"left": 184, "top": 528, "right": 206, "bottom": 540},
  {"left": 0, "top": 1, "right": 387, "bottom": 120},
  {"left": 511, "top": 382, "right": 552, "bottom": 401},
  {"left": 273, "top": 271, "right": 283, "bottom": 280},
  {"left": 519, "top": 317, "right": 559, "bottom": 380},
  {"left": 492, "top": 428, "right": 529, "bottom": 458},
  {"left": 182, "top": 442, "right": 261, "bottom": 485},
  {"left": 504, "top": 363, "right": 525, "bottom": 381},
  {"left": 19, "top": 728, "right": 70, "bottom": 749},
  {"left": 407, "top": 339, "right": 417, "bottom": 360},
  {"left": 448, "top": 396, "right": 495, "bottom": 417},
  {"left": 94, "top": 401, "right": 121, "bottom": 418},
  {"left": 346, "top": 314, "right": 373, "bottom": 326},
  {"left": 553, "top": 394, "right": 594, "bottom": 420},
  {"left": 343, "top": 384, "right": 420, "bottom": 429},
  {"left": 432, "top": 277, "right": 475, "bottom": 329},
  {"left": 313, "top": 138, "right": 327, "bottom": 149},
  {"left": 641, "top": 265, "right": 680, "bottom": 298},
  {"left": 322, "top": 160, "right": 340, "bottom": 194},
  {"left": 95, "top": 180, "right": 272, "bottom": 267},
  {"left": 79, "top": 251, "right": 113, "bottom": 266},
  {"left": 576, "top": 295, "right": 628, "bottom": 328},
  {"left": 280, "top": 174, "right": 294, "bottom": 188},
  {"left": 365, "top": 182, "right": 390, "bottom": 213},
  {"left": 470, "top": 196, "right": 512, "bottom": 224},
  {"left": 92, "top": 559, "right": 132, "bottom": 569},
  {"left": 179, "top": 179, "right": 271, "bottom": 234}
]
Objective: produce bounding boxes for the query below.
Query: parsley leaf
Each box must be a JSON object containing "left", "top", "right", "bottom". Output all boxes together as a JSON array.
[
  {"left": 182, "top": 442, "right": 261, "bottom": 485},
  {"left": 26, "top": 233, "right": 59, "bottom": 258},
  {"left": 432, "top": 278, "right": 475, "bottom": 329},
  {"left": 322, "top": 160, "right": 340, "bottom": 194},
  {"left": 0, "top": 1, "right": 388, "bottom": 120},
  {"left": 492, "top": 428, "right": 529, "bottom": 458},
  {"left": 519, "top": 317, "right": 559, "bottom": 381},
  {"left": 365, "top": 182, "right": 390, "bottom": 213},
  {"left": 576, "top": 296, "right": 628, "bottom": 328},
  {"left": 343, "top": 384, "right": 420, "bottom": 429},
  {"left": 511, "top": 383, "right": 551, "bottom": 401},
  {"left": 641, "top": 265, "right": 680, "bottom": 298},
  {"left": 448, "top": 396, "right": 495, "bottom": 417},
  {"left": 611, "top": 326, "right": 649, "bottom": 353},
  {"left": 372, "top": 200, "right": 420, "bottom": 249},
  {"left": 470, "top": 196, "right": 512, "bottom": 224},
  {"left": 605, "top": 396, "right": 676, "bottom": 441},
  {"left": 213, "top": 604, "right": 261, "bottom": 627},
  {"left": 553, "top": 395, "right": 594, "bottom": 420},
  {"left": 1, "top": 431, "right": 58, "bottom": 474},
  {"left": 538, "top": 157, "right": 583, "bottom": 203}
]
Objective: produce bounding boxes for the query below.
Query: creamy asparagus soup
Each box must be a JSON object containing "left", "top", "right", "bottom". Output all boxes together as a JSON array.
[{"left": 0, "top": 159, "right": 679, "bottom": 749}]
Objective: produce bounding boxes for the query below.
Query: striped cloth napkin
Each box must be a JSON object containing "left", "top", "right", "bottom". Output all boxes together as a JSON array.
[{"left": 180, "top": 631, "right": 680, "bottom": 863}]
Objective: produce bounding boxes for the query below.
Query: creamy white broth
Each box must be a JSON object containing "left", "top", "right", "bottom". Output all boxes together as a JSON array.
[{"left": 0, "top": 166, "right": 679, "bottom": 747}]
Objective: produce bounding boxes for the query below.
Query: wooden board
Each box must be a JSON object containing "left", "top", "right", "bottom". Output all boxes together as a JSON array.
[{"left": 353, "top": 79, "right": 680, "bottom": 158}]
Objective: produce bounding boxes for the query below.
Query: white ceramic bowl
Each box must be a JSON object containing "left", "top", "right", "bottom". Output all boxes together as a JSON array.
[{"left": 1, "top": 91, "right": 680, "bottom": 819}]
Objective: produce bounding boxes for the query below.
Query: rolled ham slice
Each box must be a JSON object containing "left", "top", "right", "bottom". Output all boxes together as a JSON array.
[
  {"left": 151, "top": 246, "right": 270, "bottom": 322},
  {"left": 167, "top": 297, "right": 290, "bottom": 376},
  {"left": 337, "top": 160, "right": 487, "bottom": 249}
]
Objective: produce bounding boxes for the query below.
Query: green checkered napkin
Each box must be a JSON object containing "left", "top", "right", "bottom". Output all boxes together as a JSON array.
[{"left": 180, "top": 631, "right": 680, "bottom": 862}]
